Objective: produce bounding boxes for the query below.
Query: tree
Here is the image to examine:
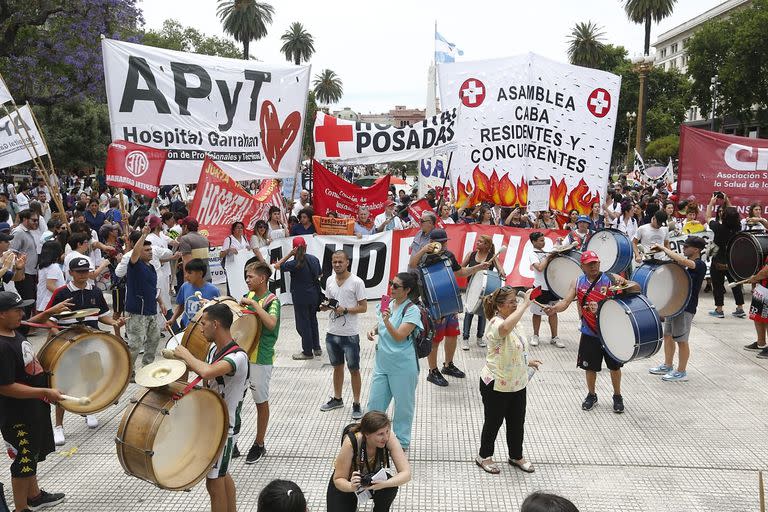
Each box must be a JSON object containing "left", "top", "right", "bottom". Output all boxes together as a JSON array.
[
  {"left": 567, "top": 21, "right": 606, "bottom": 69},
  {"left": 303, "top": 90, "right": 317, "bottom": 158},
  {"left": 142, "top": 19, "right": 241, "bottom": 58},
  {"left": 216, "top": 0, "right": 274, "bottom": 60},
  {"left": 280, "top": 22, "right": 315, "bottom": 65},
  {"left": 624, "top": 0, "right": 678, "bottom": 55},
  {"left": 645, "top": 134, "right": 679, "bottom": 161},
  {"left": 687, "top": 0, "right": 768, "bottom": 127},
  {"left": 313, "top": 69, "right": 343, "bottom": 105}
]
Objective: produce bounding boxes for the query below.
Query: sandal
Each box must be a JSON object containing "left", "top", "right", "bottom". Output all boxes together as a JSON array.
[
  {"left": 508, "top": 457, "right": 535, "bottom": 473},
  {"left": 475, "top": 456, "right": 500, "bottom": 474}
]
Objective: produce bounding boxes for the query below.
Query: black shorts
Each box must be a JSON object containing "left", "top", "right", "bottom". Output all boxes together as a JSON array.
[
  {"left": 537, "top": 289, "right": 556, "bottom": 304},
  {"left": 1, "top": 417, "right": 55, "bottom": 478},
  {"left": 577, "top": 333, "right": 623, "bottom": 372}
]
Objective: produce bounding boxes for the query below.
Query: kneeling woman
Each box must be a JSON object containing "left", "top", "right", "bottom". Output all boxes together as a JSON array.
[
  {"left": 328, "top": 411, "right": 411, "bottom": 512},
  {"left": 475, "top": 286, "right": 541, "bottom": 475}
]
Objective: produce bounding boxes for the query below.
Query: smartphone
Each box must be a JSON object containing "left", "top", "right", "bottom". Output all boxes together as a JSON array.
[
  {"left": 530, "top": 286, "right": 543, "bottom": 301},
  {"left": 380, "top": 294, "right": 392, "bottom": 312}
]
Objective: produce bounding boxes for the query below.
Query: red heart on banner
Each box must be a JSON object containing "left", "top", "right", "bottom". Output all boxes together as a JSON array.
[{"left": 260, "top": 100, "right": 301, "bottom": 172}]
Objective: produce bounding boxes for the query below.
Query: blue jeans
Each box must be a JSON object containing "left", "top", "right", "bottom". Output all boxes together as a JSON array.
[
  {"left": 367, "top": 371, "right": 418, "bottom": 448},
  {"left": 326, "top": 334, "right": 361, "bottom": 370},
  {"left": 463, "top": 312, "right": 486, "bottom": 339}
]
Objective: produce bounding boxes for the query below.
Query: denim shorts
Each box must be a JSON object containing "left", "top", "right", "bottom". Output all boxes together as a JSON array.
[{"left": 326, "top": 334, "right": 361, "bottom": 370}]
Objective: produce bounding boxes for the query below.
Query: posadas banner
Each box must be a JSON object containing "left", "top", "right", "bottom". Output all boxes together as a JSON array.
[
  {"left": 438, "top": 53, "right": 620, "bottom": 213},
  {"left": 105, "top": 140, "right": 167, "bottom": 198},
  {"left": 312, "top": 160, "right": 390, "bottom": 217},
  {"left": 313, "top": 110, "right": 457, "bottom": 163},
  {"left": 678, "top": 126, "right": 768, "bottom": 214},
  {"left": 0, "top": 104, "right": 48, "bottom": 168},
  {"left": 101, "top": 38, "right": 310, "bottom": 184}
]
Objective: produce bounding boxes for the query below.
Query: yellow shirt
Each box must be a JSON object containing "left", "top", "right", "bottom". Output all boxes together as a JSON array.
[{"left": 480, "top": 316, "right": 528, "bottom": 392}]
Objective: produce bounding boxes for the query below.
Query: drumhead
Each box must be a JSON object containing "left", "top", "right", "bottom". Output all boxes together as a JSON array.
[
  {"left": 545, "top": 254, "right": 582, "bottom": 299},
  {"left": 586, "top": 232, "right": 618, "bottom": 273},
  {"left": 165, "top": 332, "right": 184, "bottom": 351},
  {"left": 728, "top": 233, "right": 768, "bottom": 281},
  {"left": 598, "top": 299, "right": 635, "bottom": 362},
  {"left": 644, "top": 263, "right": 691, "bottom": 317},
  {"left": 465, "top": 271, "right": 487, "bottom": 313}
]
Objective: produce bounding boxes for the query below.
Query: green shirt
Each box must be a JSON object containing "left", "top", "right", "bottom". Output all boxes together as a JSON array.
[{"left": 245, "top": 290, "right": 281, "bottom": 365}]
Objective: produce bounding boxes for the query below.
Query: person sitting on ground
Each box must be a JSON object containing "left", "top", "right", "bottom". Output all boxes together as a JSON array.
[
  {"left": 257, "top": 480, "right": 307, "bottom": 512},
  {"left": 520, "top": 492, "right": 579, "bottom": 512}
]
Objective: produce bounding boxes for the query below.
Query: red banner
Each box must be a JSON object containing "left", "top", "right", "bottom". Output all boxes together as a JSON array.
[
  {"left": 189, "top": 157, "right": 261, "bottom": 245},
  {"left": 105, "top": 140, "right": 167, "bottom": 198},
  {"left": 389, "top": 225, "right": 567, "bottom": 288},
  {"left": 312, "top": 160, "right": 390, "bottom": 217},
  {"left": 679, "top": 126, "right": 768, "bottom": 214},
  {"left": 407, "top": 199, "right": 445, "bottom": 228}
]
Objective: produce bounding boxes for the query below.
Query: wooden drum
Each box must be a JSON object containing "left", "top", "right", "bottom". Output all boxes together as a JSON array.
[
  {"left": 115, "top": 382, "right": 228, "bottom": 490},
  {"left": 181, "top": 296, "right": 261, "bottom": 359},
  {"left": 38, "top": 325, "right": 131, "bottom": 414}
]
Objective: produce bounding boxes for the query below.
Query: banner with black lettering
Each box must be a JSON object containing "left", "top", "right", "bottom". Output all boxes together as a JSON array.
[{"left": 101, "top": 38, "right": 310, "bottom": 184}]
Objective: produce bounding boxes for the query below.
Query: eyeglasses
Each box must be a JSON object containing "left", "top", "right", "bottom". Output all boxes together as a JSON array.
[{"left": 388, "top": 280, "right": 402, "bottom": 289}]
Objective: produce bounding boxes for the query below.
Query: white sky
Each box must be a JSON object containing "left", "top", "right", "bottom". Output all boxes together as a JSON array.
[{"left": 139, "top": 0, "right": 723, "bottom": 114}]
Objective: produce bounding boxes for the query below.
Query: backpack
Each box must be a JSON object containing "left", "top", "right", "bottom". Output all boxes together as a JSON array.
[{"left": 404, "top": 300, "right": 436, "bottom": 358}]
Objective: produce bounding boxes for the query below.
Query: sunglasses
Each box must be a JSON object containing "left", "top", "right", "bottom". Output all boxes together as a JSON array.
[{"left": 388, "top": 280, "right": 402, "bottom": 289}]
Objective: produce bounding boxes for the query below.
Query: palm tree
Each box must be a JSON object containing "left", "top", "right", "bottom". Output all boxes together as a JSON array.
[
  {"left": 567, "top": 21, "right": 606, "bottom": 69},
  {"left": 313, "top": 69, "right": 343, "bottom": 105},
  {"left": 624, "top": 0, "right": 677, "bottom": 55},
  {"left": 216, "top": 0, "right": 274, "bottom": 59},
  {"left": 280, "top": 22, "right": 315, "bottom": 65}
]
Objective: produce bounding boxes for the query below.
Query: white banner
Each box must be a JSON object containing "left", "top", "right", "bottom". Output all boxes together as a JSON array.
[
  {"left": 101, "top": 39, "right": 310, "bottom": 184},
  {"left": 0, "top": 74, "right": 12, "bottom": 104},
  {"left": 418, "top": 155, "right": 450, "bottom": 199},
  {"left": 313, "top": 110, "right": 456, "bottom": 164},
  {"left": 0, "top": 104, "right": 49, "bottom": 169},
  {"left": 438, "top": 54, "right": 620, "bottom": 212}
]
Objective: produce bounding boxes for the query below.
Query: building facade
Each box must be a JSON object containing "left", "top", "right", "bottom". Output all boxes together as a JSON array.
[{"left": 359, "top": 105, "right": 426, "bottom": 128}]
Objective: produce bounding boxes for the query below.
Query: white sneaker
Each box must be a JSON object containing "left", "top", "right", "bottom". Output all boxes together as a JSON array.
[
  {"left": 477, "top": 336, "right": 487, "bottom": 348},
  {"left": 85, "top": 415, "right": 98, "bottom": 429},
  {"left": 530, "top": 335, "right": 540, "bottom": 347},
  {"left": 461, "top": 338, "right": 470, "bottom": 351},
  {"left": 53, "top": 425, "right": 65, "bottom": 446},
  {"left": 551, "top": 336, "right": 565, "bottom": 348}
]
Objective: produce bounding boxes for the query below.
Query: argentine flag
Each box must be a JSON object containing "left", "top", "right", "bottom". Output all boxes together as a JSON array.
[{"left": 435, "top": 30, "right": 463, "bottom": 64}]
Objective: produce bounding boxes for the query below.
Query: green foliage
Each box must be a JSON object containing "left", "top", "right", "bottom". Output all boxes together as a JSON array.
[
  {"left": 217, "top": 0, "right": 274, "bottom": 59},
  {"left": 142, "top": 19, "right": 241, "bottom": 58},
  {"left": 567, "top": 21, "right": 606, "bottom": 69},
  {"left": 687, "top": 0, "right": 768, "bottom": 125},
  {"left": 313, "top": 69, "right": 343, "bottom": 105},
  {"left": 645, "top": 134, "right": 679, "bottom": 161},
  {"left": 280, "top": 22, "right": 315, "bottom": 65},
  {"left": 303, "top": 90, "right": 317, "bottom": 159}
]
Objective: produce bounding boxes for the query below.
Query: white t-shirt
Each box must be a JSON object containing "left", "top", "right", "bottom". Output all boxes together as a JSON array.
[
  {"left": 63, "top": 252, "right": 93, "bottom": 282},
  {"left": 615, "top": 215, "right": 638, "bottom": 241},
  {"left": 147, "top": 232, "right": 171, "bottom": 277},
  {"left": 36, "top": 264, "right": 65, "bottom": 311},
  {"left": 206, "top": 345, "right": 249, "bottom": 435},
  {"left": 634, "top": 224, "right": 669, "bottom": 260},
  {"left": 373, "top": 212, "right": 404, "bottom": 231},
  {"left": 528, "top": 251, "right": 548, "bottom": 290},
  {"left": 221, "top": 235, "right": 252, "bottom": 267},
  {"left": 325, "top": 273, "right": 366, "bottom": 336}
]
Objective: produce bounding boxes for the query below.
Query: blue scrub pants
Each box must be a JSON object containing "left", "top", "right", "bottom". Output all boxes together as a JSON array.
[{"left": 367, "top": 371, "right": 418, "bottom": 448}]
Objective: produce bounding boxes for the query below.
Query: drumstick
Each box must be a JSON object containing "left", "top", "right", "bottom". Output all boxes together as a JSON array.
[
  {"left": 728, "top": 279, "right": 750, "bottom": 289},
  {"left": 759, "top": 470, "right": 765, "bottom": 512},
  {"left": 21, "top": 321, "right": 56, "bottom": 329},
  {"left": 60, "top": 394, "right": 91, "bottom": 406}
]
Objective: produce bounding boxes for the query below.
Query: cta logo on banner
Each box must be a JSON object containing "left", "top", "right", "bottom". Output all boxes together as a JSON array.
[
  {"left": 313, "top": 110, "right": 457, "bottom": 163},
  {"left": 312, "top": 160, "right": 390, "bottom": 217},
  {"left": 101, "top": 39, "right": 310, "bottom": 184},
  {"left": 105, "top": 140, "right": 167, "bottom": 198},
  {"left": 438, "top": 54, "right": 620, "bottom": 213},
  {"left": 678, "top": 126, "right": 768, "bottom": 213},
  {"left": 0, "top": 104, "right": 48, "bottom": 168}
]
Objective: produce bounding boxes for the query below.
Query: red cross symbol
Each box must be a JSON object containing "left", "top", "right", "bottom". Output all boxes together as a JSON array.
[
  {"left": 587, "top": 88, "right": 611, "bottom": 118},
  {"left": 459, "top": 78, "right": 485, "bottom": 108},
  {"left": 315, "top": 115, "right": 353, "bottom": 157}
]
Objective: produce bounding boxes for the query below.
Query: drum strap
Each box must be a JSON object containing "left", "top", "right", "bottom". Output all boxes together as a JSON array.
[
  {"left": 581, "top": 273, "right": 604, "bottom": 310},
  {"left": 173, "top": 344, "right": 242, "bottom": 400}
]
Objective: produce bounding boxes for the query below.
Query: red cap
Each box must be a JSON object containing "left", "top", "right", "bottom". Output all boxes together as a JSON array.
[
  {"left": 180, "top": 216, "right": 198, "bottom": 229},
  {"left": 385, "top": 199, "right": 395, "bottom": 207},
  {"left": 580, "top": 250, "right": 600, "bottom": 264},
  {"left": 148, "top": 216, "right": 162, "bottom": 229},
  {"left": 292, "top": 237, "right": 306, "bottom": 248}
]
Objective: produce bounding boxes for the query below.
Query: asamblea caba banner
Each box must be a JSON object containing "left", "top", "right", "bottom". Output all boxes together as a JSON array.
[
  {"left": 438, "top": 53, "right": 620, "bottom": 213},
  {"left": 0, "top": 104, "right": 48, "bottom": 168},
  {"left": 678, "top": 126, "right": 768, "bottom": 214},
  {"left": 101, "top": 39, "right": 310, "bottom": 184},
  {"left": 313, "top": 110, "right": 457, "bottom": 163}
]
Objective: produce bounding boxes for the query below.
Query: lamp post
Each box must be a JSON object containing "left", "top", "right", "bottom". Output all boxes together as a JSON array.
[
  {"left": 710, "top": 74, "right": 720, "bottom": 132},
  {"left": 625, "top": 111, "right": 637, "bottom": 173},
  {"left": 632, "top": 55, "right": 655, "bottom": 159}
]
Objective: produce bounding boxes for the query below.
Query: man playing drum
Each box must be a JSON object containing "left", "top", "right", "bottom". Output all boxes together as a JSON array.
[
  {"left": 528, "top": 232, "right": 562, "bottom": 348},
  {"left": 173, "top": 303, "right": 249, "bottom": 512},
  {"left": 544, "top": 251, "right": 640, "bottom": 413},
  {"left": 647, "top": 237, "right": 708, "bottom": 382}
]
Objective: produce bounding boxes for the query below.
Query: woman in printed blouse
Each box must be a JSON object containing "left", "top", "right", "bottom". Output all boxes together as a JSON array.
[{"left": 475, "top": 286, "right": 541, "bottom": 475}]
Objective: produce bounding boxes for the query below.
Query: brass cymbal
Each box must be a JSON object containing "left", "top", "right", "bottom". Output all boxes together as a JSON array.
[
  {"left": 53, "top": 308, "right": 102, "bottom": 321},
  {"left": 134, "top": 359, "right": 187, "bottom": 388}
]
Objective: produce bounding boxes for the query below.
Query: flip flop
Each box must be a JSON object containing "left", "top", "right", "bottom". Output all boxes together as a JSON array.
[
  {"left": 475, "top": 456, "right": 500, "bottom": 474},
  {"left": 508, "top": 458, "right": 535, "bottom": 473}
]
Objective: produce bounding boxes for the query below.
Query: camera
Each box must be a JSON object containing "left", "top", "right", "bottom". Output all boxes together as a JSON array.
[
  {"left": 325, "top": 298, "right": 339, "bottom": 309},
  {"left": 360, "top": 473, "right": 374, "bottom": 487},
  {"left": 714, "top": 191, "right": 724, "bottom": 199}
]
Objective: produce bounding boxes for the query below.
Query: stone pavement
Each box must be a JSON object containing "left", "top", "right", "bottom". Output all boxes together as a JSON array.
[{"left": 3, "top": 293, "right": 767, "bottom": 512}]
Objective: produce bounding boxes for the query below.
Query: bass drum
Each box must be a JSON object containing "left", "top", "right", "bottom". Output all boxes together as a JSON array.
[
  {"left": 585, "top": 229, "right": 633, "bottom": 274},
  {"left": 37, "top": 325, "right": 131, "bottom": 414},
  {"left": 631, "top": 261, "right": 692, "bottom": 318},
  {"left": 544, "top": 251, "right": 583, "bottom": 300},
  {"left": 727, "top": 232, "right": 768, "bottom": 281},
  {"left": 182, "top": 297, "right": 261, "bottom": 359},
  {"left": 598, "top": 294, "right": 662, "bottom": 363},
  {"left": 116, "top": 383, "right": 228, "bottom": 490},
  {"left": 465, "top": 270, "right": 502, "bottom": 315},
  {"left": 420, "top": 258, "right": 462, "bottom": 320}
]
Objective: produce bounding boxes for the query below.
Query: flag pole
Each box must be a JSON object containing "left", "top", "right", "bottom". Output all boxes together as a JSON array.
[{"left": 24, "top": 102, "right": 68, "bottom": 222}]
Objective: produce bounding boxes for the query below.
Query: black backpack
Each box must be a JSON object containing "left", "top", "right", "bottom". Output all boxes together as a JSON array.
[{"left": 403, "top": 300, "right": 436, "bottom": 358}]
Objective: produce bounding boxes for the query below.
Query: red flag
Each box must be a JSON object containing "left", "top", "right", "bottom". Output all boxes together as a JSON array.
[
  {"left": 105, "top": 140, "right": 167, "bottom": 198},
  {"left": 407, "top": 199, "right": 445, "bottom": 228},
  {"left": 249, "top": 179, "right": 285, "bottom": 229},
  {"left": 312, "top": 160, "right": 390, "bottom": 217},
  {"left": 189, "top": 157, "right": 260, "bottom": 245}
]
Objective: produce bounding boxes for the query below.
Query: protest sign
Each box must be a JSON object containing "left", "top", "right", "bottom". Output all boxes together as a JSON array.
[
  {"left": 678, "top": 126, "right": 768, "bottom": 214},
  {"left": 313, "top": 110, "right": 456, "bottom": 163},
  {"left": 407, "top": 199, "right": 444, "bottom": 228},
  {"left": 526, "top": 179, "right": 550, "bottom": 212},
  {"left": 418, "top": 155, "right": 451, "bottom": 199},
  {"left": 105, "top": 140, "right": 167, "bottom": 198},
  {"left": 101, "top": 38, "right": 310, "bottom": 184},
  {"left": 313, "top": 216, "right": 355, "bottom": 235},
  {"left": 438, "top": 54, "right": 620, "bottom": 213},
  {"left": 312, "top": 160, "right": 390, "bottom": 217},
  {"left": 0, "top": 104, "right": 48, "bottom": 168}
]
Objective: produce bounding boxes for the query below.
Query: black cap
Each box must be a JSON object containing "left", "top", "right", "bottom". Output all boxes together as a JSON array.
[
  {"left": 0, "top": 232, "right": 13, "bottom": 242},
  {"left": 428, "top": 228, "right": 448, "bottom": 242},
  {"left": 529, "top": 231, "right": 545, "bottom": 242},
  {"left": 69, "top": 256, "right": 91, "bottom": 271},
  {"left": 0, "top": 292, "right": 34, "bottom": 312},
  {"left": 683, "top": 236, "right": 707, "bottom": 250}
]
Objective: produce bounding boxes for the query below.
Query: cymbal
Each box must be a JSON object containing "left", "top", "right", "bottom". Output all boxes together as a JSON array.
[
  {"left": 551, "top": 242, "right": 578, "bottom": 254},
  {"left": 609, "top": 283, "right": 634, "bottom": 292},
  {"left": 134, "top": 359, "right": 187, "bottom": 388},
  {"left": 53, "top": 308, "right": 102, "bottom": 321}
]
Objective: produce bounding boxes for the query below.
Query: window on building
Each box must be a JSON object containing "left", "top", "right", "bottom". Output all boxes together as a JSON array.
[
  {"left": 682, "top": 37, "right": 690, "bottom": 47},
  {"left": 672, "top": 43, "right": 679, "bottom": 53},
  {"left": 670, "top": 58, "right": 677, "bottom": 69},
  {"left": 660, "top": 48, "right": 667, "bottom": 58},
  {"left": 749, "top": 127, "right": 759, "bottom": 139}
]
